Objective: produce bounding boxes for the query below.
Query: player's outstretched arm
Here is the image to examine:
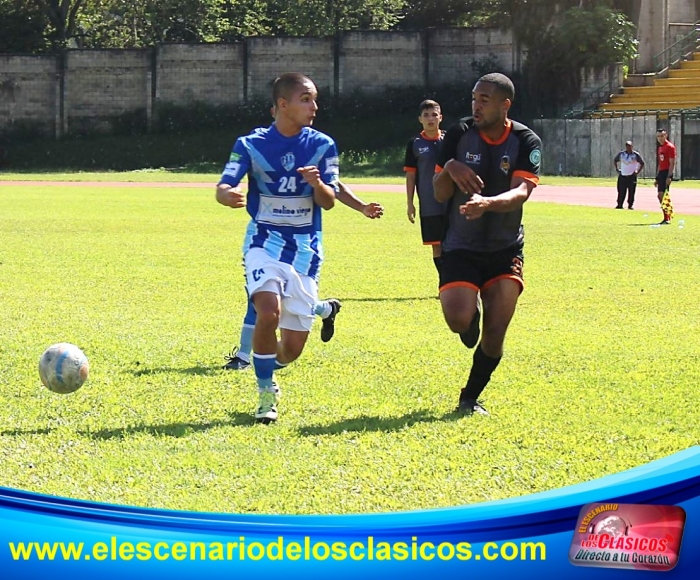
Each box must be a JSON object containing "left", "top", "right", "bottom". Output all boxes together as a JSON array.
[
  {"left": 336, "top": 181, "right": 384, "bottom": 218},
  {"left": 216, "top": 184, "right": 246, "bottom": 208}
]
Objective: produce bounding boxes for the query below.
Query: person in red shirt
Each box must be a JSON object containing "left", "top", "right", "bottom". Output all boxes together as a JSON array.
[{"left": 654, "top": 128, "right": 676, "bottom": 225}]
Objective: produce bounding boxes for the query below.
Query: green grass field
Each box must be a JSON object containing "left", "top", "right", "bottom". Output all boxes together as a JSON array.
[{"left": 1, "top": 179, "right": 699, "bottom": 515}]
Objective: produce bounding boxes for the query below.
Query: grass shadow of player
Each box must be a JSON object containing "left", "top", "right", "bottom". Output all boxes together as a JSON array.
[
  {"left": 339, "top": 296, "right": 439, "bottom": 303},
  {"left": 297, "top": 408, "right": 465, "bottom": 436},
  {"left": 130, "top": 365, "right": 219, "bottom": 377},
  {"left": 80, "top": 412, "right": 257, "bottom": 440},
  {"left": 0, "top": 427, "right": 54, "bottom": 436}
]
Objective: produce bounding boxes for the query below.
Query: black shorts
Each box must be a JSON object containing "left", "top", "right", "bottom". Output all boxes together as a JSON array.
[
  {"left": 656, "top": 170, "right": 670, "bottom": 193},
  {"left": 420, "top": 214, "right": 446, "bottom": 245},
  {"left": 439, "top": 244, "right": 524, "bottom": 293}
]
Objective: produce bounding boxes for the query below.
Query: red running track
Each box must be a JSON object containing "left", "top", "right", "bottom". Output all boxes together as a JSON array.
[{"left": 2, "top": 181, "right": 698, "bottom": 215}]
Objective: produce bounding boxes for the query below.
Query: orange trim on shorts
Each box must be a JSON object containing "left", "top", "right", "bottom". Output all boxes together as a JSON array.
[
  {"left": 479, "top": 120, "right": 512, "bottom": 145},
  {"left": 423, "top": 241, "right": 441, "bottom": 246},
  {"left": 403, "top": 166, "right": 417, "bottom": 173},
  {"left": 435, "top": 165, "right": 443, "bottom": 173},
  {"left": 482, "top": 274, "right": 524, "bottom": 293},
  {"left": 439, "top": 281, "right": 480, "bottom": 293},
  {"left": 513, "top": 170, "right": 539, "bottom": 185}
]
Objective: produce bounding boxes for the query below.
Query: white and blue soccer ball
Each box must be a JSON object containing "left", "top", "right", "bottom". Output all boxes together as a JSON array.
[{"left": 38, "top": 343, "right": 89, "bottom": 394}]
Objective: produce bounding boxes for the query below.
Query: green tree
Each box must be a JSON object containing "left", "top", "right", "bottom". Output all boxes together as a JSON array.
[
  {"left": 73, "top": 0, "right": 406, "bottom": 46},
  {"left": 35, "top": 0, "right": 87, "bottom": 47},
  {"left": 461, "top": 1, "right": 637, "bottom": 116},
  {"left": 264, "top": 0, "right": 406, "bottom": 36},
  {"left": 397, "top": 0, "right": 501, "bottom": 29},
  {"left": 0, "top": 0, "right": 50, "bottom": 53},
  {"left": 77, "top": 0, "right": 231, "bottom": 47},
  {"left": 522, "top": 4, "right": 637, "bottom": 115}
]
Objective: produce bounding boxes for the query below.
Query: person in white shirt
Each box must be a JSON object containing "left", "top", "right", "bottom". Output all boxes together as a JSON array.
[{"left": 613, "top": 140, "right": 645, "bottom": 210}]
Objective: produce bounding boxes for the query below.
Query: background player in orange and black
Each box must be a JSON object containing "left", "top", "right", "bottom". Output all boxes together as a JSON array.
[
  {"left": 654, "top": 128, "right": 676, "bottom": 225},
  {"left": 433, "top": 72, "right": 541, "bottom": 416},
  {"left": 404, "top": 100, "right": 447, "bottom": 275}
]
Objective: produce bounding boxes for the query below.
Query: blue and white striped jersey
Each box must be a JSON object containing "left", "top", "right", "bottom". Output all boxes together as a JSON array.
[{"left": 219, "top": 124, "right": 340, "bottom": 280}]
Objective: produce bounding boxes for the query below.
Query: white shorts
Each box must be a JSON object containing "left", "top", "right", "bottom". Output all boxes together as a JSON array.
[{"left": 244, "top": 247, "right": 318, "bottom": 332}]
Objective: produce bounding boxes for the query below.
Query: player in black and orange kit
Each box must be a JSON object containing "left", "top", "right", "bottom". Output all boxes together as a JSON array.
[
  {"left": 433, "top": 73, "right": 542, "bottom": 416},
  {"left": 404, "top": 100, "right": 447, "bottom": 276}
]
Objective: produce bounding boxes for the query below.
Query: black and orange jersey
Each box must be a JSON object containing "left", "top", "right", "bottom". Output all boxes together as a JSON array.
[
  {"left": 436, "top": 117, "right": 541, "bottom": 252},
  {"left": 404, "top": 130, "right": 447, "bottom": 217}
]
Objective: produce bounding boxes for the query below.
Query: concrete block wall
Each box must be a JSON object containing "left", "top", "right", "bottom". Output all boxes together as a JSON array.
[
  {"left": 0, "top": 30, "right": 521, "bottom": 137},
  {"left": 156, "top": 43, "right": 245, "bottom": 105},
  {"left": 533, "top": 115, "right": 665, "bottom": 178},
  {"left": 427, "top": 28, "right": 515, "bottom": 86},
  {"left": 247, "top": 38, "right": 334, "bottom": 99},
  {"left": 339, "top": 31, "right": 424, "bottom": 93},
  {"left": 64, "top": 50, "right": 151, "bottom": 132},
  {"left": 580, "top": 64, "right": 625, "bottom": 97},
  {"left": 0, "top": 56, "right": 57, "bottom": 133}
]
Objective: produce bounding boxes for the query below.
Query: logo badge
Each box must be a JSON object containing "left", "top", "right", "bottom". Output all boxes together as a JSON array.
[
  {"left": 500, "top": 155, "right": 510, "bottom": 175},
  {"left": 464, "top": 151, "right": 481, "bottom": 165},
  {"left": 529, "top": 149, "right": 541, "bottom": 165},
  {"left": 281, "top": 152, "right": 295, "bottom": 171},
  {"left": 569, "top": 503, "right": 686, "bottom": 571}
]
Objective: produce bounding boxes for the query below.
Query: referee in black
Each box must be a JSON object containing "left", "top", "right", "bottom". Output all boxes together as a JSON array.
[{"left": 613, "top": 140, "right": 645, "bottom": 210}]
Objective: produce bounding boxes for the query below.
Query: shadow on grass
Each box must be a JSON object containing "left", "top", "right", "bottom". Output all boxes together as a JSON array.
[
  {"left": 340, "top": 297, "right": 439, "bottom": 303},
  {"left": 0, "top": 427, "right": 54, "bottom": 436},
  {"left": 297, "top": 409, "right": 463, "bottom": 436},
  {"left": 167, "top": 162, "right": 220, "bottom": 174},
  {"left": 80, "top": 411, "right": 256, "bottom": 440},
  {"left": 130, "top": 365, "right": 220, "bottom": 377}
]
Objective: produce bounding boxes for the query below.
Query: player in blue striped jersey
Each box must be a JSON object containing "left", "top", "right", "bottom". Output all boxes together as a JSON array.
[
  {"left": 216, "top": 73, "right": 339, "bottom": 423},
  {"left": 223, "top": 179, "right": 384, "bottom": 371}
]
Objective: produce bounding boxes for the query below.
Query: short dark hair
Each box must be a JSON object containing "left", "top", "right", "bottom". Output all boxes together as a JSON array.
[
  {"left": 272, "top": 72, "right": 313, "bottom": 106},
  {"left": 477, "top": 72, "right": 515, "bottom": 101},
  {"left": 419, "top": 99, "right": 441, "bottom": 113}
]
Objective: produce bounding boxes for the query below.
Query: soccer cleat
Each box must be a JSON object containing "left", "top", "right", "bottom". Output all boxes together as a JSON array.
[
  {"left": 459, "top": 297, "right": 481, "bottom": 349},
  {"left": 659, "top": 220, "right": 671, "bottom": 225},
  {"left": 456, "top": 397, "right": 489, "bottom": 416},
  {"left": 255, "top": 383, "right": 280, "bottom": 424},
  {"left": 320, "top": 299, "right": 342, "bottom": 343},
  {"left": 222, "top": 348, "right": 251, "bottom": 370}
]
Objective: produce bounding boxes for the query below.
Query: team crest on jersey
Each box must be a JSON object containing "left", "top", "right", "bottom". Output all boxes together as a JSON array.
[
  {"left": 281, "top": 152, "right": 295, "bottom": 171},
  {"left": 529, "top": 149, "right": 541, "bottom": 165},
  {"left": 500, "top": 155, "right": 510, "bottom": 174}
]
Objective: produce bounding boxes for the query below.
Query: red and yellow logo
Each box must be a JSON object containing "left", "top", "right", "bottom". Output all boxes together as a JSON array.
[{"left": 569, "top": 503, "right": 685, "bottom": 571}]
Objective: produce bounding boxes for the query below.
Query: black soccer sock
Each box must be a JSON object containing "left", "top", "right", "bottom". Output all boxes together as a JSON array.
[
  {"left": 460, "top": 345, "right": 502, "bottom": 401},
  {"left": 432, "top": 256, "right": 442, "bottom": 275}
]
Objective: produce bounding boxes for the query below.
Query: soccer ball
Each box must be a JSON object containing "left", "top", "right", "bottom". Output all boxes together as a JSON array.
[{"left": 38, "top": 343, "right": 89, "bottom": 394}]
